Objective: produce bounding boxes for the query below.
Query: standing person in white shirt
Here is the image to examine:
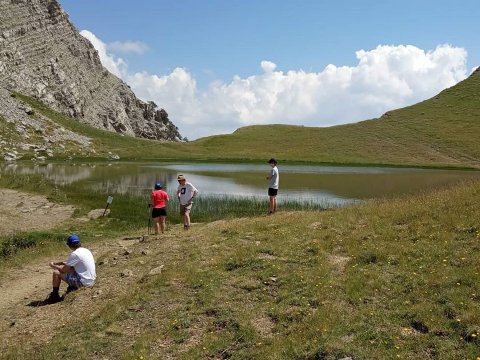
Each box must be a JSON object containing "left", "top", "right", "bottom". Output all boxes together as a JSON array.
[
  {"left": 44, "top": 234, "right": 96, "bottom": 304},
  {"left": 266, "top": 158, "right": 279, "bottom": 214},
  {"left": 176, "top": 174, "right": 199, "bottom": 230}
]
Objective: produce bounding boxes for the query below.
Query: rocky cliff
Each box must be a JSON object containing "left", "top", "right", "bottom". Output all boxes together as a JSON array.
[{"left": 0, "top": 0, "right": 181, "bottom": 141}]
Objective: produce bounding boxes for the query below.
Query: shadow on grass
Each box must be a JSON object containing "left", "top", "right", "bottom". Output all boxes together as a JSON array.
[{"left": 27, "top": 298, "right": 63, "bottom": 307}]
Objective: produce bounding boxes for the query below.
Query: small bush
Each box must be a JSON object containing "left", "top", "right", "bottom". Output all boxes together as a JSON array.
[{"left": 0, "top": 236, "right": 37, "bottom": 258}]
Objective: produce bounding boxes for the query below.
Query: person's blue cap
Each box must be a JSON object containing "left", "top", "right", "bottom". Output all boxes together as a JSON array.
[
  {"left": 154, "top": 182, "right": 162, "bottom": 189},
  {"left": 66, "top": 234, "right": 81, "bottom": 246}
]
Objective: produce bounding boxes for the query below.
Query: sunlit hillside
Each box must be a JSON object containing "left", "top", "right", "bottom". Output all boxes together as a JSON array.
[
  {"left": 194, "top": 68, "right": 480, "bottom": 168},
  {"left": 5, "top": 68, "right": 479, "bottom": 168}
]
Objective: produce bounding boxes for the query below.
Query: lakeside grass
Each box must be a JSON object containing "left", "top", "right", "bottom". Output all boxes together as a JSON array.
[
  {"left": 0, "top": 173, "right": 325, "bottom": 265},
  {"left": 1, "top": 178, "right": 479, "bottom": 359}
]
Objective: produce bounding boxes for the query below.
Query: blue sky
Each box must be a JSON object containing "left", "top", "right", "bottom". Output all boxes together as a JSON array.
[{"left": 58, "top": 0, "right": 479, "bottom": 139}]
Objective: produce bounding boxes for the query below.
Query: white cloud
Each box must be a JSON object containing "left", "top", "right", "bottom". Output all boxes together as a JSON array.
[
  {"left": 126, "top": 69, "right": 201, "bottom": 121},
  {"left": 79, "top": 31, "right": 469, "bottom": 140},
  {"left": 261, "top": 60, "right": 277, "bottom": 73},
  {"left": 108, "top": 40, "right": 149, "bottom": 54}
]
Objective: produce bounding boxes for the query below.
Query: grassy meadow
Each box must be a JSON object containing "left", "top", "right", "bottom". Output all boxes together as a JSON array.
[{"left": 0, "top": 173, "right": 479, "bottom": 359}]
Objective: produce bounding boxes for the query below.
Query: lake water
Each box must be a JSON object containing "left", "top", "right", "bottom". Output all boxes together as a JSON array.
[{"left": 2, "top": 162, "right": 479, "bottom": 206}]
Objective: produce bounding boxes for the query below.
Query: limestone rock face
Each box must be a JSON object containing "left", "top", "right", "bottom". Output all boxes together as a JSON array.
[{"left": 0, "top": 0, "right": 181, "bottom": 141}]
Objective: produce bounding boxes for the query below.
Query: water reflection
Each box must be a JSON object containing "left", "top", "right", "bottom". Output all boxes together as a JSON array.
[
  {"left": 1, "top": 162, "right": 479, "bottom": 206},
  {"left": 2, "top": 162, "right": 94, "bottom": 185}
]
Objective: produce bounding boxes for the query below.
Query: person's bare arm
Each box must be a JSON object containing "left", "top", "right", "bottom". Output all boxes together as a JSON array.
[{"left": 49, "top": 262, "right": 74, "bottom": 273}]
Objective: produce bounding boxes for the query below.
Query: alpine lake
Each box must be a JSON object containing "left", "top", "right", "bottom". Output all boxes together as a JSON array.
[{"left": 2, "top": 161, "right": 479, "bottom": 208}]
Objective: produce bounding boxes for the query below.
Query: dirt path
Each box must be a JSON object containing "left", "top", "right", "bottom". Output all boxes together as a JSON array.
[
  {"left": 0, "top": 188, "right": 75, "bottom": 234},
  {"left": 0, "top": 188, "right": 79, "bottom": 311},
  {"left": 0, "top": 238, "right": 141, "bottom": 315},
  {"left": 0, "top": 189, "right": 84, "bottom": 349},
  {"left": 0, "top": 259, "right": 51, "bottom": 311}
]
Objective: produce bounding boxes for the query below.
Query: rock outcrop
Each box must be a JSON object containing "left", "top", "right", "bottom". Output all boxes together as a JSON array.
[
  {"left": 0, "top": 87, "right": 94, "bottom": 161},
  {"left": 0, "top": 0, "right": 181, "bottom": 141}
]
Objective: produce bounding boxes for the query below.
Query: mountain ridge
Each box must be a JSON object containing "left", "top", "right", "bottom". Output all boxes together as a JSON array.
[{"left": 0, "top": 0, "right": 181, "bottom": 141}]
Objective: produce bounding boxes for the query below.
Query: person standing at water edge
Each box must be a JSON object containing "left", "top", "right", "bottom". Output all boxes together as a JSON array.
[
  {"left": 266, "top": 158, "right": 279, "bottom": 214},
  {"left": 45, "top": 234, "right": 96, "bottom": 304},
  {"left": 151, "top": 182, "right": 169, "bottom": 235},
  {"left": 177, "top": 174, "right": 198, "bottom": 230}
]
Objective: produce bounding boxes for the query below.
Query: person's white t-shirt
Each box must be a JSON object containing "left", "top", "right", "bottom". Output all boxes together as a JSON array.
[
  {"left": 177, "top": 182, "right": 198, "bottom": 205},
  {"left": 65, "top": 247, "right": 96, "bottom": 286},
  {"left": 269, "top": 166, "right": 279, "bottom": 189}
]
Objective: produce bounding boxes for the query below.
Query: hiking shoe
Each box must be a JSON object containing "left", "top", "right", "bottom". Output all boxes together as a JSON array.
[
  {"left": 66, "top": 285, "right": 78, "bottom": 294},
  {"left": 44, "top": 292, "right": 63, "bottom": 304}
]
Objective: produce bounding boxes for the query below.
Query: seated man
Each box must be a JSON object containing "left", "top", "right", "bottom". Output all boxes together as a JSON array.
[{"left": 45, "top": 234, "right": 96, "bottom": 304}]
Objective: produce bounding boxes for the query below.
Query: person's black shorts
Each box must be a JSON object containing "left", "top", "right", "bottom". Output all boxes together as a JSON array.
[
  {"left": 268, "top": 188, "right": 278, "bottom": 196},
  {"left": 152, "top": 207, "right": 167, "bottom": 218}
]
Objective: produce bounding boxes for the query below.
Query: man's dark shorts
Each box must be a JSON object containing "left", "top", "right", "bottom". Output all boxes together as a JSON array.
[
  {"left": 64, "top": 271, "right": 83, "bottom": 288},
  {"left": 152, "top": 207, "right": 167, "bottom": 218},
  {"left": 268, "top": 188, "right": 278, "bottom": 196}
]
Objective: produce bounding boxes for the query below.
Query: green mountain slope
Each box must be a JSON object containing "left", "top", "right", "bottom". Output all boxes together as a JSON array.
[
  {"left": 6, "top": 68, "right": 479, "bottom": 168},
  {"left": 194, "top": 68, "right": 480, "bottom": 168}
]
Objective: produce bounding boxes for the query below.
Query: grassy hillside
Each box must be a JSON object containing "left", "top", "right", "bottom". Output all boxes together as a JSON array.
[
  {"left": 10, "top": 68, "right": 480, "bottom": 168},
  {"left": 1, "top": 179, "right": 479, "bottom": 359},
  {"left": 195, "top": 68, "right": 480, "bottom": 168}
]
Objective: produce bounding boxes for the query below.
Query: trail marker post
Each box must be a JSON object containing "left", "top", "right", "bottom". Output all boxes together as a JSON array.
[{"left": 103, "top": 196, "right": 113, "bottom": 216}]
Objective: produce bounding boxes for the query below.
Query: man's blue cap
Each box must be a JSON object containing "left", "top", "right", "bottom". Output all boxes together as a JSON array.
[
  {"left": 66, "top": 234, "right": 81, "bottom": 246},
  {"left": 154, "top": 182, "right": 162, "bottom": 189}
]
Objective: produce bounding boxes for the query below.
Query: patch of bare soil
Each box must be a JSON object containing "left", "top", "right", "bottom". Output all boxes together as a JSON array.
[
  {"left": 0, "top": 259, "right": 51, "bottom": 313},
  {"left": 0, "top": 189, "right": 74, "bottom": 235},
  {"left": 328, "top": 255, "right": 351, "bottom": 273},
  {"left": 251, "top": 316, "right": 274, "bottom": 337}
]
